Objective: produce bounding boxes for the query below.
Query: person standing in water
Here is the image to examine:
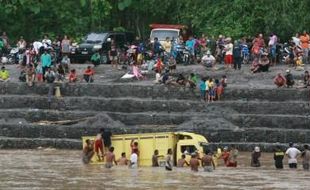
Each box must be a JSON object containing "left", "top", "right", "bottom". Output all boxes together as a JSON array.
[
  {"left": 285, "top": 142, "right": 301, "bottom": 169},
  {"left": 177, "top": 154, "right": 189, "bottom": 167},
  {"left": 117, "top": 152, "right": 129, "bottom": 166},
  {"left": 165, "top": 149, "right": 173, "bottom": 171},
  {"left": 202, "top": 150, "right": 216, "bottom": 172},
  {"left": 301, "top": 144, "right": 310, "bottom": 170},
  {"left": 100, "top": 128, "right": 112, "bottom": 152},
  {"left": 129, "top": 149, "right": 138, "bottom": 169},
  {"left": 251, "top": 146, "right": 261, "bottom": 167},
  {"left": 227, "top": 145, "right": 238, "bottom": 167},
  {"left": 273, "top": 146, "right": 285, "bottom": 169},
  {"left": 105, "top": 147, "right": 117, "bottom": 168},
  {"left": 130, "top": 139, "right": 139, "bottom": 156},
  {"left": 189, "top": 153, "right": 200, "bottom": 172},
  {"left": 82, "top": 139, "right": 94, "bottom": 164},
  {"left": 152, "top": 149, "right": 164, "bottom": 167},
  {"left": 94, "top": 131, "right": 104, "bottom": 161}
]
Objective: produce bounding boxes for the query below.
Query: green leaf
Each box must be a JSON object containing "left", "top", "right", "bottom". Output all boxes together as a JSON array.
[{"left": 80, "top": 0, "right": 86, "bottom": 7}]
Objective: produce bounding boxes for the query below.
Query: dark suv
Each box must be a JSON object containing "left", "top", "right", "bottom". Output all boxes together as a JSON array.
[{"left": 70, "top": 31, "right": 134, "bottom": 63}]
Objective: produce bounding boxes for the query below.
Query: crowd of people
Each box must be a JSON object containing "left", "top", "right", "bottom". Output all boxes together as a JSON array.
[
  {"left": 1, "top": 30, "right": 309, "bottom": 91},
  {"left": 0, "top": 32, "right": 96, "bottom": 85},
  {"left": 83, "top": 129, "right": 310, "bottom": 172}
]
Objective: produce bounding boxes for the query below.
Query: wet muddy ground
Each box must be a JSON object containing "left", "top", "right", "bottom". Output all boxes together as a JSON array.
[{"left": 0, "top": 150, "right": 309, "bottom": 190}]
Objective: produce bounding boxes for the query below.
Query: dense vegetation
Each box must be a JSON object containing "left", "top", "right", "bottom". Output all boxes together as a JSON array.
[{"left": 0, "top": 0, "right": 309, "bottom": 42}]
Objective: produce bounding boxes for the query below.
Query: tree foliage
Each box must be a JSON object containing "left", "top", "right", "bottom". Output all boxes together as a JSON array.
[{"left": 0, "top": 0, "right": 309, "bottom": 42}]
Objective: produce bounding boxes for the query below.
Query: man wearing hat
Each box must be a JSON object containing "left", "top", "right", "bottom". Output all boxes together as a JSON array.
[
  {"left": 0, "top": 66, "right": 9, "bottom": 82},
  {"left": 202, "top": 50, "right": 215, "bottom": 69}
]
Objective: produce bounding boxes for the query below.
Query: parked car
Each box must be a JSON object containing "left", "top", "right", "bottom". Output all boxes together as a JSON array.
[{"left": 70, "top": 31, "right": 134, "bottom": 63}]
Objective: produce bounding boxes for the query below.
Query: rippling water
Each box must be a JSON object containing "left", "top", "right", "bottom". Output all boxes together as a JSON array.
[{"left": 0, "top": 150, "right": 309, "bottom": 190}]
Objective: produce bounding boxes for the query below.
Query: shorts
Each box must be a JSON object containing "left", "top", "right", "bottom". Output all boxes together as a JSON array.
[
  {"left": 169, "top": 65, "right": 176, "bottom": 70},
  {"left": 37, "top": 73, "right": 43, "bottom": 81},
  {"left": 110, "top": 56, "right": 118, "bottom": 61},
  {"left": 105, "top": 162, "right": 113, "bottom": 169},
  {"left": 129, "top": 163, "right": 138, "bottom": 169},
  {"left": 204, "top": 166, "right": 213, "bottom": 172},
  {"left": 289, "top": 163, "right": 297, "bottom": 168},
  {"left": 227, "top": 161, "right": 237, "bottom": 167},
  {"left": 94, "top": 139, "right": 103, "bottom": 154},
  {"left": 225, "top": 54, "right": 233, "bottom": 64},
  {"left": 209, "top": 89, "right": 215, "bottom": 96}
]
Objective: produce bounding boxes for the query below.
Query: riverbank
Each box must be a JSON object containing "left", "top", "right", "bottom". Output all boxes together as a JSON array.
[{"left": 0, "top": 150, "right": 309, "bottom": 190}]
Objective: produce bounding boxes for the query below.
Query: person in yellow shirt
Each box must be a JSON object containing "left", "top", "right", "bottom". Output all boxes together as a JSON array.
[
  {"left": 162, "top": 37, "right": 172, "bottom": 54},
  {"left": 0, "top": 66, "right": 9, "bottom": 82}
]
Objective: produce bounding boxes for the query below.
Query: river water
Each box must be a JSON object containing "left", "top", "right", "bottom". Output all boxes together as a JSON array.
[{"left": 0, "top": 149, "right": 309, "bottom": 190}]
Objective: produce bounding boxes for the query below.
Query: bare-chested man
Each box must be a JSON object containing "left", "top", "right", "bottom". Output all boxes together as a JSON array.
[
  {"left": 177, "top": 154, "right": 189, "bottom": 167},
  {"left": 152, "top": 149, "right": 164, "bottom": 167},
  {"left": 202, "top": 151, "right": 216, "bottom": 172},
  {"left": 117, "top": 152, "right": 128, "bottom": 166},
  {"left": 105, "top": 147, "right": 117, "bottom": 168},
  {"left": 82, "top": 139, "right": 94, "bottom": 164},
  {"left": 189, "top": 153, "right": 200, "bottom": 172}
]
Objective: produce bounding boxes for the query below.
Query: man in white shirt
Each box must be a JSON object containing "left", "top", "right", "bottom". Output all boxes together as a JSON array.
[
  {"left": 202, "top": 51, "right": 216, "bottom": 69},
  {"left": 42, "top": 35, "right": 52, "bottom": 49},
  {"left": 129, "top": 149, "right": 138, "bottom": 169},
  {"left": 33, "top": 41, "right": 43, "bottom": 54},
  {"left": 285, "top": 142, "right": 301, "bottom": 169},
  {"left": 224, "top": 37, "right": 233, "bottom": 69}
]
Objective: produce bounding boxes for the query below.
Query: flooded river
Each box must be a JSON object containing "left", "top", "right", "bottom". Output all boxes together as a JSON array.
[{"left": 0, "top": 150, "right": 309, "bottom": 190}]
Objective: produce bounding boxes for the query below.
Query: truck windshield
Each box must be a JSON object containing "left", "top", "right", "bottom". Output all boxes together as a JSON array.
[
  {"left": 150, "top": 30, "right": 179, "bottom": 41},
  {"left": 84, "top": 33, "right": 107, "bottom": 44}
]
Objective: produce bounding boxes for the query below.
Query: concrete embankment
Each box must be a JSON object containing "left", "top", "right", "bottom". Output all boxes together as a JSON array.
[{"left": 0, "top": 82, "right": 309, "bottom": 151}]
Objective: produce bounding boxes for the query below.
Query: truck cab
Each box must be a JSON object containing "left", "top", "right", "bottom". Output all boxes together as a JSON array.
[{"left": 149, "top": 24, "right": 187, "bottom": 44}]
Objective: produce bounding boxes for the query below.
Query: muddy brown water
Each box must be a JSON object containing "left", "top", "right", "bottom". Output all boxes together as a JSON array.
[{"left": 0, "top": 150, "right": 309, "bottom": 190}]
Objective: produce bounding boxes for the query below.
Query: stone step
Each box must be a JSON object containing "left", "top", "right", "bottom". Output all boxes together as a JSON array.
[
  {"left": 0, "top": 82, "right": 308, "bottom": 101},
  {"left": 0, "top": 108, "right": 309, "bottom": 132},
  {"left": 1, "top": 118, "right": 309, "bottom": 144},
  {"left": 229, "top": 114, "right": 310, "bottom": 129},
  {"left": 0, "top": 136, "right": 81, "bottom": 149},
  {"left": 1, "top": 95, "right": 310, "bottom": 115},
  {"left": 214, "top": 101, "right": 310, "bottom": 115},
  {"left": 0, "top": 95, "right": 204, "bottom": 112},
  {"left": 0, "top": 123, "right": 178, "bottom": 139}
]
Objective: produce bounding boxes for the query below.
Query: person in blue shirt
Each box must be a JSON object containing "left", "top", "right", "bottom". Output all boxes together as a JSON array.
[
  {"left": 40, "top": 50, "right": 52, "bottom": 80},
  {"left": 199, "top": 78, "right": 207, "bottom": 101},
  {"left": 153, "top": 37, "right": 162, "bottom": 57},
  {"left": 185, "top": 36, "right": 195, "bottom": 56}
]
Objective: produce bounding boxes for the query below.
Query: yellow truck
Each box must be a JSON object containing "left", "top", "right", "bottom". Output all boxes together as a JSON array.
[{"left": 82, "top": 132, "right": 219, "bottom": 166}]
